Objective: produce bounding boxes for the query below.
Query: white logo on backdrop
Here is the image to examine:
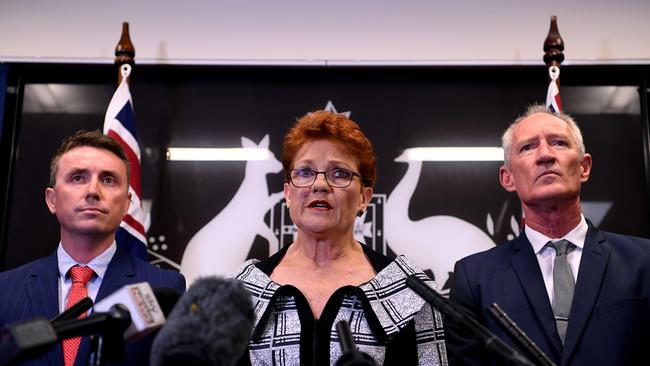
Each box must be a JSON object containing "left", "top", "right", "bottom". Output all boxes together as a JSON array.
[
  {"left": 385, "top": 149, "right": 496, "bottom": 288},
  {"left": 175, "top": 102, "right": 499, "bottom": 289},
  {"left": 179, "top": 135, "right": 284, "bottom": 283}
]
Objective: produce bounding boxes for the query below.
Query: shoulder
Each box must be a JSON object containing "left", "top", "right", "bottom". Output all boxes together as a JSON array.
[
  {"left": 596, "top": 229, "right": 650, "bottom": 259},
  {"left": 127, "top": 255, "right": 186, "bottom": 292},
  {"left": 457, "top": 238, "right": 517, "bottom": 267},
  {"left": 0, "top": 255, "right": 54, "bottom": 282}
]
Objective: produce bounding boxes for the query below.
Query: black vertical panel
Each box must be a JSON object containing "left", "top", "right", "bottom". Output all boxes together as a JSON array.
[{"left": 0, "top": 64, "right": 648, "bottom": 276}]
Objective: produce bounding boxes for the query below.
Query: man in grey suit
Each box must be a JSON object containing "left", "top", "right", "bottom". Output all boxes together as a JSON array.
[
  {"left": 446, "top": 105, "right": 650, "bottom": 366},
  {"left": 0, "top": 130, "right": 185, "bottom": 366}
]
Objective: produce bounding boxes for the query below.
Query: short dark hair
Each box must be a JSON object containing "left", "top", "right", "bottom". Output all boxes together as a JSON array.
[
  {"left": 49, "top": 130, "right": 130, "bottom": 187},
  {"left": 282, "top": 110, "right": 377, "bottom": 188}
]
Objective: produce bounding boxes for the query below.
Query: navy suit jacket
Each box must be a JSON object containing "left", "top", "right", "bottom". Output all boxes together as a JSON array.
[
  {"left": 0, "top": 247, "right": 186, "bottom": 366},
  {"left": 446, "top": 222, "right": 650, "bottom": 366}
]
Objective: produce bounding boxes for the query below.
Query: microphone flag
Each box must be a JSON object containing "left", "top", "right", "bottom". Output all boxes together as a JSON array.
[
  {"left": 93, "top": 282, "right": 166, "bottom": 341},
  {"left": 103, "top": 63, "right": 148, "bottom": 260}
]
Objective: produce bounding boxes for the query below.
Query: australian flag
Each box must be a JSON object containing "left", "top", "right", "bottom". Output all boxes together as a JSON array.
[
  {"left": 546, "top": 77, "right": 563, "bottom": 113},
  {"left": 103, "top": 64, "right": 148, "bottom": 260}
]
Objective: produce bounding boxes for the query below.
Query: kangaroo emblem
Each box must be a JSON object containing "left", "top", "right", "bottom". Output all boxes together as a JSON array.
[
  {"left": 385, "top": 149, "right": 495, "bottom": 289},
  {"left": 180, "top": 135, "right": 284, "bottom": 285}
]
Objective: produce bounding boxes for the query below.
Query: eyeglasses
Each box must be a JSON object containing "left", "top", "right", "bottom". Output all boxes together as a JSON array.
[{"left": 290, "top": 167, "right": 362, "bottom": 188}]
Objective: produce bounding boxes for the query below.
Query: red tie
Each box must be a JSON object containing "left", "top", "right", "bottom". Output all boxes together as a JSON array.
[{"left": 62, "top": 265, "right": 95, "bottom": 366}]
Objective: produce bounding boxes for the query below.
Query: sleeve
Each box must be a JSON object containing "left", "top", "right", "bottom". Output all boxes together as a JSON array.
[{"left": 445, "top": 260, "right": 491, "bottom": 366}]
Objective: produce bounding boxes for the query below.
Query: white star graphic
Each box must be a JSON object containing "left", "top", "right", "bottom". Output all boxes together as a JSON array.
[{"left": 324, "top": 100, "right": 351, "bottom": 118}]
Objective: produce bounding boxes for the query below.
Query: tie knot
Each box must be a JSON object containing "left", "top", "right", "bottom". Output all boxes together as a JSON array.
[
  {"left": 69, "top": 265, "right": 94, "bottom": 284},
  {"left": 549, "top": 240, "right": 573, "bottom": 256}
]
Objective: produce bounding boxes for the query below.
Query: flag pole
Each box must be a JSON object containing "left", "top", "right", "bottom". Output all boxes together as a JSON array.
[
  {"left": 104, "top": 22, "right": 149, "bottom": 260},
  {"left": 115, "top": 22, "right": 135, "bottom": 86},
  {"left": 544, "top": 16, "right": 564, "bottom": 85},
  {"left": 544, "top": 16, "right": 565, "bottom": 113}
]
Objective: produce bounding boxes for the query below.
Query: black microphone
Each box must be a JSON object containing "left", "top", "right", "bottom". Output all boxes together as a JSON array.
[
  {"left": 405, "top": 276, "right": 536, "bottom": 366},
  {"left": 150, "top": 277, "right": 255, "bottom": 366},
  {"left": 53, "top": 304, "right": 132, "bottom": 339},
  {"left": 85, "top": 284, "right": 182, "bottom": 366},
  {"left": 0, "top": 305, "right": 131, "bottom": 366},
  {"left": 488, "top": 303, "right": 556, "bottom": 366},
  {"left": 0, "top": 285, "right": 180, "bottom": 366},
  {"left": 50, "top": 297, "right": 93, "bottom": 325},
  {"left": 0, "top": 298, "right": 93, "bottom": 365},
  {"left": 0, "top": 317, "right": 57, "bottom": 365},
  {"left": 334, "top": 320, "right": 377, "bottom": 366}
]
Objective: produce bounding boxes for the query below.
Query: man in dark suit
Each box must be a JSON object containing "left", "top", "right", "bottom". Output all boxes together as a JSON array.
[
  {"left": 446, "top": 105, "right": 650, "bottom": 366},
  {"left": 0, "top": 130, "right": 186, "bottom": 366}
]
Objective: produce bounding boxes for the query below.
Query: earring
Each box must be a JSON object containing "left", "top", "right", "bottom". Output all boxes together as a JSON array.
[{"left": 356, "top": 209, "right": 364, "bottom": 217}]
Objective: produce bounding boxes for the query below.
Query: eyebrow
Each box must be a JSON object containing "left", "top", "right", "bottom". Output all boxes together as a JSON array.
[
  {"left": 66, "top": 168, "right": 123, "bottom": 179},
  {"left": 294, "top": 160, "right": 354, "bottom": 170},
  {"left": 517, "top": 132, "right": 570, "bottom": 145},
  {"left": 66, "top": 168, "right": 89, "bottom": 176}
]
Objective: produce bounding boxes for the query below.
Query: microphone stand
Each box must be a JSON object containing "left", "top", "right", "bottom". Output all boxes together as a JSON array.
[
  {"left": 82, "top": 305, "right": 130, "bottom": 366},
  {"left": 488, "top": 303, "right": 556, "bottom": 366},
  {"left": 405, "top": 276, "right": 535, "bottom": 366},
  {"left": 334, "top": 321, "right": 377, "bottom": 366}
]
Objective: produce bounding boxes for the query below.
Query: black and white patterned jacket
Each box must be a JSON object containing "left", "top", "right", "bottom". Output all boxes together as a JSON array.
[{"left": 234, "top": 244, "right": 448, "bottom": 366}]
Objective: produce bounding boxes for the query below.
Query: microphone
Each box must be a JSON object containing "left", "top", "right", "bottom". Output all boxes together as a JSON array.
[
  {"left": 0, "top": 284, "right": 180, "bottom": 366},
  {"left": 150, "top": 277, "right": 255, "bottom": 366},
  {"left": 405, "top": 276, "right": 536, "bottom": 366},
  {"left": 0, "top": 298, "right": 93, "bottom": 365},
  {"left": 0, "top": 317, "right": 57, "bottom": 365},
  {"left": 334, "top": 320, "right": 377, "bottom": 366},
  {"left": 488, "top": 303, "right": 556, "bottom": 366},
  {"left": 93, "top": 282, "right": 167, "bottom": 341},
  {"left": 0, "top": 305, "right": 130, "bottom": 366},
  {"left": 50, "top": 297, "right": 93, "bottom": 325},
  {"left": 86, "top": 284, "right": 181, "bottom": 365}
]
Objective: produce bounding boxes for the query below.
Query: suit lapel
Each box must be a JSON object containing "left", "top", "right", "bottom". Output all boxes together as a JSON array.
[
  {"left": 561, "top": 224, "right": 609, "bottom": 365},
  {"left": 96, "top": 248, "right": 136, "bottom": 302},
  {"left": 75, "top": 248, "right": 135, "bottom": 366},
  {"left": 25, "top": 251, "right": 64, "bottom": 366},
  {"left": 509, "top": 234, "right": 564, "bottom": 358}
]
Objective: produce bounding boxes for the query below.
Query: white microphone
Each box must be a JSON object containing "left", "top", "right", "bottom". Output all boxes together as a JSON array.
[{"left": 93, "top": 282, "right": 166, "bottom": 341}]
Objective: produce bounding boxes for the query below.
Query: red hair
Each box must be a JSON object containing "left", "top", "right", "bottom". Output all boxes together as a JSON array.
[{"left": 282, "top": 110, "right": 377, "bottom": 188}]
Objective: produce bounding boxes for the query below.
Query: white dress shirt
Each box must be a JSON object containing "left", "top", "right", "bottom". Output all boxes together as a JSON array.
[
  {"left": 524, "top": 215, "right": 588, "bottom": 309},
  {"left": 57, "top": 242, "right": 117, "bottom": 313}
]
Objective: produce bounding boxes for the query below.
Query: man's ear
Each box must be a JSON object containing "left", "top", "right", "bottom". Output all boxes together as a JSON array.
[
  {"left": 580, "top": 153, "right": 592, "bottom": 183},
  {"left": 124, "top": 191, "right": 132, "bottom": 216},
  {"left": 499, "top": 165, "right": 517, "bottom": 192},
  {"left": 45, "top": 187, "right": 56, "bottom": 214}
]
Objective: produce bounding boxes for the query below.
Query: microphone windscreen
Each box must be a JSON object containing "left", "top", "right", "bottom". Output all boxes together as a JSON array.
[{"left": 150, "top": 277, "right": 255, "bottom": 366}]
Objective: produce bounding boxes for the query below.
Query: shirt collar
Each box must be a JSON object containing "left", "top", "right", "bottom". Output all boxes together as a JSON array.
[
  {"left": 57, "top": 241, "right": 117, "bottom": 280},
  {"left": 525, "top": 214, "right": 588, "bottom": 254}
]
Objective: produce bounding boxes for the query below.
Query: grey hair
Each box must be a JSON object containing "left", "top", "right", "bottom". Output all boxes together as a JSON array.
[{"left": 501, "top": 104, "right": 585, "bottom": 168}]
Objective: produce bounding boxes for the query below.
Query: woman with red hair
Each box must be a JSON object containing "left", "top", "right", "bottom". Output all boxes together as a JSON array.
[{"left": 236, "top": 110, "right": 447, "bottom": 366}]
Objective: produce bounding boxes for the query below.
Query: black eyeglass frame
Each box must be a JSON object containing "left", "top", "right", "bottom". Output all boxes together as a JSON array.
[{"left": 289, "top": 168, "right": 363, "bottom": 188}]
